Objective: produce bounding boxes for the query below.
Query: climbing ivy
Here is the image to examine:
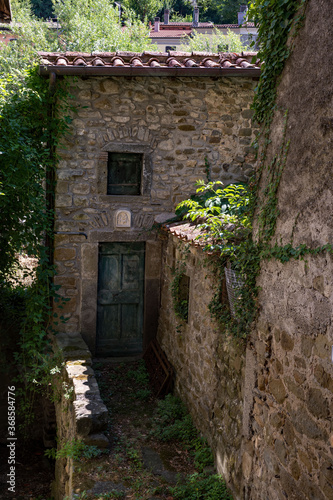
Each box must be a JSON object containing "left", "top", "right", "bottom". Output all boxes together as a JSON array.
[
  {"left": 0, "top": 66, "right": 74, "bottom": 433},
  {"left": 173, "top": 0, "right": 333, "bottom": 339},
  {"left": 170, "top": 244, "right": 190, "bottom": 325},
  {"left": 248, "top": 0, "right": 309, "bottom": 126}
]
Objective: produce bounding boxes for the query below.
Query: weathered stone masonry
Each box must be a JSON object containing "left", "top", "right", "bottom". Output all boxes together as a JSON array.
[
  {"left": 44, "top": 58, "right": 259, "bottom": 354},
  {"left": 246, "top": 1, "right": 333, "bottom": 498},
  {"left": 157, "top": 229, "right": 247, "bottom": 498}
]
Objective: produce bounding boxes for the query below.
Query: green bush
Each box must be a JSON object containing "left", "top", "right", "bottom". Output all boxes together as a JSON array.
[{"left": 171, "top": 472, "right": 233, "bottom": 500}]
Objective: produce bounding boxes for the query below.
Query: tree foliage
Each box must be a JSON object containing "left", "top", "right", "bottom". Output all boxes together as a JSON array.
[
  {"left": 0, "top": 0, "right": 156, "bottom": 79},
  {"left": 181, "top": 28, "right": 245, "bottom": 52},
  {"left": 121, "top": 0, "right": 164, "bottom": 22},
  {"left": 52, "top": 0, "right": 155, "bottom": 52},
  {"left": 188, "top": 0, "right": 245, "bottom": 24},
  {"left": 31, "top": 0, "right": 53, "bottom": 19}
]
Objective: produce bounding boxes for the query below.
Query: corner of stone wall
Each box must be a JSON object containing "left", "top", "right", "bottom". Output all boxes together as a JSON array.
[
  {"left": 157, "top": 234, "right": 249, "bottom": 499},
  {"left": 52, "top": 332, "right": 108, "bottom": 500}
]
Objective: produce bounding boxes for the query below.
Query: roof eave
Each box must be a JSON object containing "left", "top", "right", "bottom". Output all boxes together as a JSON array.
[{"left": 39, "top": 65, "right": 260, "bottom": 78}]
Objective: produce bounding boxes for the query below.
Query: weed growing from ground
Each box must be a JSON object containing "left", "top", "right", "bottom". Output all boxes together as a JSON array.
[
  {"left": 153, "top": 394, "right": 214, "bottom": 469},
  {"left": 171, "top": 472, "right": 233, "bottom": 500},
  {"left": 45, "top": 439, "right": 104, "bottom": 460}
]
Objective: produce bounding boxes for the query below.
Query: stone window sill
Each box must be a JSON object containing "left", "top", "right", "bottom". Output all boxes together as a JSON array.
[{"left": 99, "top": 195, "right": 150, "bottom": 203}]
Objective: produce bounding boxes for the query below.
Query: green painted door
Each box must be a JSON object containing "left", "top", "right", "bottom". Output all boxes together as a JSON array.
[{"left": 96, "top": 242, "right": 145, "bottom": 356}]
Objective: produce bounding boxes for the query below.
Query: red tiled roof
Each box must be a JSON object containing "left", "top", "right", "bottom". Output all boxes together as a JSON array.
[
  {"left": 39, "top": 50, "right": 260, "bottom": 77},
  {"left": 215, "top": 22, "right": 255, "bottom": 28},
  {"left": 150, "top": 29, "right": 191, "bottom": 38},
  {"left": 163, "top": 221, "right": 215, "bottom": 249},
  {"left": 159, "top": 22, "right": 214, "bottom": 27}
]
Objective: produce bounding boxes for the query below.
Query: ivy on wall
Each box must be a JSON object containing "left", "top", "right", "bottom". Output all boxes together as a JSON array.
[
  {"left": 249, "top": 0, "right": 309, "bottom": 126},
  {"left": 174, "top": 0, "right": 333, "bottom": 338},
  {"left": 0, "top": 66, "right": 73, "bottom": 432}
]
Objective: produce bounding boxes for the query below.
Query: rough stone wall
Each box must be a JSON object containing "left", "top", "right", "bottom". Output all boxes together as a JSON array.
[
  {"left": 157, "top": 234, "right": 246, "bottom": 498},
  {"left": 52, "top": 332, "right": 108, "bottom": 500},
  {"left": 53, "top": 74, "right": 258, "bottom": 351},
  {"left": 246, "top": 1, "right": 333, "bottom": 499}
]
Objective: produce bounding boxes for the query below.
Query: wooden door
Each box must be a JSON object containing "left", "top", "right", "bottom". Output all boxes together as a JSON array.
[{"left": 96, "top": 242, "right": 145, "bottom": 356}]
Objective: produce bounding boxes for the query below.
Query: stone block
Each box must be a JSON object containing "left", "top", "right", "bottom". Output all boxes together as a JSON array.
[
  {"left": 158, "top": 139, "right": 174, "bottom": 151},
  {"left": 314, "top": 364, "right": 333, "bottom": 392},
  {"left": 54, "top": 247, "right": 76, "bottom": 261},
  {"left": 57, "top": 169, "right": 83, "bottom": 180},
  {"left": 83, "top": 433, "right": 109, "bottom": 449},
  {"left": 291, "top": 405, "right": 328, "bottom": 441},
  {"left": 74, "top": 398, "right": 108, "bottom": 436},
  {"left": 274, "top": 439, "right": 287, "bottom": 465},
  {"left": 99, "top": 79, "right": 119, "bottom": 93},
  {"left": 145, "top": 241, "right": 162, "bottom": 279},
  {"left": 293, "top": 370, "right": 306, "bottom": 385},
  {"left": 279, "top": 469, "right": 304, "bottom": 500},
  {"left": 242, "top": 451, "right": 253, "bottom": 481},
  {"left": 301, "top": 336, "right": 314, "bottom": 357},
  {"left": 81, "top": 244, "right": 98, "bottom": 279},
  {"left": 56, "top": 181, "right": 69, "bottom": 194},
  {"left": 54, "top": 332, "right": 91, "bottom": 363},
  {"left": 280, "top": 331, "right": 294, "bottom": 351},
  {"left": 314, "top": 334, "right": 330, "bottom": 358},
  {"left": 73, "top": 196, "right": 89, "bottom": 207},
  {"left": 307, "top": 387, "right": 329, "bottom": 418},
  {"left": 72, "top": 183, "right": 90, "bottom": 195},
  {"left": 284, "top": 376, "right": 305, "bottom": 401},
  {"left": 56, "top": 194, "right": 73, "bottom": 207},
  {"left": 54, "top": 276, "right": 77, "bottom": 287},
  {"left": 239, "top": 128, "right": 252, "bottom": 137},
  {"left": 269, "top": 378, "right": 287, "bottom": 404}
]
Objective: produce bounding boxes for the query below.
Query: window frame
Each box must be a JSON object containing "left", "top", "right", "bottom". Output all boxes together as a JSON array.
[
  {"left": 97, "top": 143, "right": 153, "bottom": 200},
  {"left": 107, "top": 152, "right": 144, "bottom": 196}
]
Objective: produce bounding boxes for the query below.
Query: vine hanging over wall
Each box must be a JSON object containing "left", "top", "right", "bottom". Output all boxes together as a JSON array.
[
  {"left": 0, "top": 65, "right": 74, "bottom": 433},
  {"left": 172, "top": 0, "right": 333, "bottom": 339},
  {"left": 249, "top": 0, "right": 309, "bottom": 126}
]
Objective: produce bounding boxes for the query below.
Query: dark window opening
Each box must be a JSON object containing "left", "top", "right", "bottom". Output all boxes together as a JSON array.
[
  {"left": 107, "top": 152, "right": 143, "bottom": 195},
  {"left": 165, "top": 45, "right": 176, "bottom": 51},
  {"left": 178, "top": 274, "right": 190, "bottom": 323}
]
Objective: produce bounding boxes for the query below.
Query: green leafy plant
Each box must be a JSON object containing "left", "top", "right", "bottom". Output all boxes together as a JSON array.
[
  {"left": 126, "top": 360, "right": 152, "bottom": 400},
  {"left": 45, "top": 439, "right": 104, "bottom": 460},
  {"left": 248, "top": 0, "right": 309, "bottom": 126},
  {"left": 171, "top": 472, "right": 233, "bottom": 500},
  {"left": 0, "top": 63, "right": 76, "bottom": 433},
  {"left": 153, "top": 394, "right": 195, "bottom": 441},
  {"left": 192, "top": 437, "right": 214, "bottom": 471},
  {"left": 181, "top": 28, "right": 245, "bottom": 53},
  {"left": 170, "top": 243, "right": 190, "bottom": 324},
  {"left": 126, "top": 360, "right": 150, "bottom": 385}
]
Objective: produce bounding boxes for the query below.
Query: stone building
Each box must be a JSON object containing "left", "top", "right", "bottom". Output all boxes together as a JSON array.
[
  {"left": 156, "top": 1, "right": 333, "bottom": 499},
  {"left": 149, "top": 7, "right": 258, "bottom": 53},
  {"left": 39, "top": 50, "right": 260, "bottom": 357},
  {"left": 245, "top": 1, "right": 333, "bottom": 498}
]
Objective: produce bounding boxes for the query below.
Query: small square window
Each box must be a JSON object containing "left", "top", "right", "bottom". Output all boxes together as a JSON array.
[{"left": 107, "top": 152, "right": 143, "bottom": 195}]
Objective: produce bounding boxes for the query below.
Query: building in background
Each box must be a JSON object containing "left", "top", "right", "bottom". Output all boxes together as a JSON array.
[
  {"left": 0, "top": 0, "right": 11, "bottom": 23},
  {"left": 149, "top": 5, "right": 258, "bottom": 52}
]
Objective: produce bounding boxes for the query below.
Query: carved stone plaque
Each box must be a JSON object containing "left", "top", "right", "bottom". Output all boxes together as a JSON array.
[{"left": 115, "top": 209, "right": 131, "bottom": 228}]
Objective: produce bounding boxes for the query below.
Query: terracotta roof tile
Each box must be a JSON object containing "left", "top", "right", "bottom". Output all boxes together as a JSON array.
[
  {"left": 215, "top": 22, "right": 255, "bottom": 28},
  {"left": 158, "top": 22, "right": 214, "bottom": 28},
  {"left": 163, "top": 222, "right": 213, "bottom": 249},
  {"left": 150, "top": 29, "right": 190, "bottom": 38},
  {"left": 38, "top": 50, "right": 260, "bottom": 75}
]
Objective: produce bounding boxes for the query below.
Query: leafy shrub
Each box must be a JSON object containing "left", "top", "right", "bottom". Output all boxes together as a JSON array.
[
  {"left": 45, "top": 440, "right": 104, "bottom": 460},
  {"left": 153, "top": 394, "right": 199, "bottom": 443},
  {"left": 126, "top": 360, "right": 150, "bottom": 386},
  {"left": 192, "top": 437, "right": 214, "bottom": 471},
  {"left": 171, "top": 472, "right": 233, "bottom": 500}
]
